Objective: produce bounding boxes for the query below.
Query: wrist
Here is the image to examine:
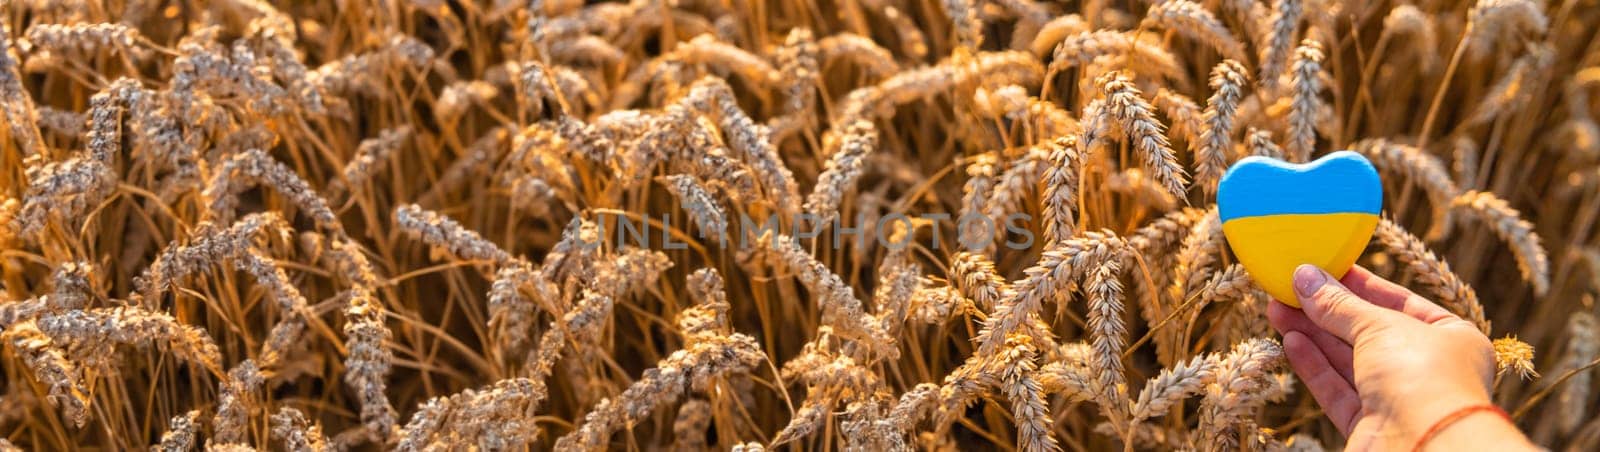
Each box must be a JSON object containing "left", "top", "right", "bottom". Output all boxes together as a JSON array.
[
  {"left": 1391, "top": 385, "right": 1493, "bottom": 443},
  {"left": 1410, "top": 404, "right": 1532, "bottom": 452}
]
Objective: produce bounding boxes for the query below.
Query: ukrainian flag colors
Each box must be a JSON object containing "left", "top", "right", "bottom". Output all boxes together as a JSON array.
[{"left": 1217, "top": 151, "right": 1383, "bottom": 307}]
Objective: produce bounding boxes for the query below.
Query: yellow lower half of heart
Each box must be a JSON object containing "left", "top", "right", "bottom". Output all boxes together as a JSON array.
[{"left": 1221, "top": 212, "right": 1380, "bottom": 307}]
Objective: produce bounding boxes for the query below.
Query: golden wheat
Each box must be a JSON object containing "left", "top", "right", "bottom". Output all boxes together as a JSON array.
[{"left": 0, "top": 0, "right": 1592, "bottom": 450}]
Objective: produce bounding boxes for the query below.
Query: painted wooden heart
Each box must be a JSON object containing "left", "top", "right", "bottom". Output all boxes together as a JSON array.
[{"left": 1217, "top": 151, "right": 1382, "bottom": 307}]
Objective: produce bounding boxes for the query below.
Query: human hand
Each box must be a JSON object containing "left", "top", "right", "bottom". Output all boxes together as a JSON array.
[{"left": 1266, "top": 264, "right": 1535, "bottom": 451}]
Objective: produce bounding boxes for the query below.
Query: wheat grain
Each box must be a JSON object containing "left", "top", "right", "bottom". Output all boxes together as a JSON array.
[
  {"left": 771, "top": 28, "right": 820, "bottom": 141},
  {"left": 133, "top": 212, "right": 291, "bottom": 301},
  {"left": 762, "top": 232, "right": 887, "bottom": 349},
  {"left": 1356, "top": 139, "right": 1461, "bottom": 238},
  {"left": 1245, "top": 127, "right": 1284, "bottom": 159},
  {"left": 395, "top": 378, "right": 541, "bottom": 451},
  {"left": 1383, "top": 5, "right": 1436, "bottom": 63},
  {"left": 1373, "top": 218, "right": 1490, "bottom": 332},
  {"left": 214, "top": 360, "right": 262, "bottom": 445},
  {"left": 556, "top": 333, "right": 764, "bottom": 450},
  {"left": 879, "top": 6, "right": 929, "bottom": 61},
  {"left": 1132, "top": 353, "right": 1219, "bottom": 422},
  {"left": 1154, "top": 88, "right": 1204, "bottom": 150},
  {"left": 0, "top": 21, "right": 44, "bottom": 159},
  {"left": 1, "top": 322, "right": 89, "bottom": 426},
  {"left": 818, "top": 33, "right": 900, "bottom": 77},
  {"left": 1040, "top": 136, "right": 1082, "bottom": 244},
  {"left": 675, "top": 34, "right": 780, "bottom": 86},
  {"left": 998, "top": 336, "right": 1059, "bottom": 452},
  {"left": 341, "top": 276, "right": 397, "bottom": 442},
  {"left": 939, "top": 0, "right": 981, "bottom": 49},
  {"left": 37, "top": 306, "right": 223, "bottom": 375},
  {"left": 1030, "top": 15, "right": 1089, "bottom": 56},
  {"left": 34, "top": 106, "right": 83, "bottom": 137},
  {"left": 1158, "top": 211, "right": 1223, "bottom": 363},
  {"left": 0, "top": 263, "right": 92, "bottom": 329},
  {"left": 1451, "top": 190, "right": 1550, "bottom": 296},
  {"left": 1465, "top": 0, "right": 1548, "bottom": 57},
  {"left": 771, "top": 398, "right": 830, "bottom": 447},
  {"left": 1142, "top": 1, "right": 1247, "bottom": 63},
  {"left": 206, "top": 149, "right": 340, "bottom": 232},
  {"left": 1085, "top": 259, "right": 1127, "bottom": 415},
  {"left": 1036, "top": 346, "right": 1097, "bottom": 402},
  {"left": 961, "top": 152, "right": 998, "bottom": 249},
  {"left": 1287, "top": 39, "right": 1324, "bottom": 162},
  {"left": 395, "top": 204, "right": 515, "bottom": 264},
  {"left": 339, "top": 126, "right": 413, "bottom": 190},
  {"left": 24, "top": 23, "right": 139, "bottom": 55},
  {"left": 1195, "top": 60, "right": 1249, "bottom": 197},
  {"left": 154, "top": 411, "right": 203, "bottom": 452},
  {"left": 672, "top": 399, "right": 712, "bottom": 450},
  {"left": 984, "top": 148, "right": 1059, "bottom": 235},
  {"left": 1493, "top": 335, "right": 1538, "bottom": 380},
  {"left": 977, "top": 232, "right": 1126, "bottom": 356},
  {"left": 1471, "top": 44, "right": 1553, "bottom": 126},
  {"left": 15, "top": 157, "right": 116, "bottom": 239},
  {"left": 1050, "top": 31, "right": 1184, "bottom": 82},
  {"left": 659, "top": 174, "right": 730, "bottom": 241},
  {"left": 1196, "top": 338, "right": 1284, "bottom": 449},
  {"left": 805, "top": 120, "right": 877, "bottom": 224},
  {"left": 1258, "top": 0, "right": 1303, "bottom": 90},
  {"left": 1108, "top": 168, "right": 1179, "bottom": 210},
  {"left": 272, "top": 407, "right": 330, "bottom": 452},
  {"left": 1553, "top": 312, "right": 1598, "bottom": 433},
  {"left": 1086, "top": 72, "right": 1189, "bottom": 198}
]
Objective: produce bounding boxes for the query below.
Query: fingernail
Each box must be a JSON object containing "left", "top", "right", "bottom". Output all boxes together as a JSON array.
[{"left": 1293, "top": 264, "right": 1328, "bottom": 299}]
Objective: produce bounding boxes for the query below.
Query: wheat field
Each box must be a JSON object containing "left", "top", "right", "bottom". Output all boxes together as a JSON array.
[{"left": 0, "top": 0, "right": 1596, "bottom": 450}]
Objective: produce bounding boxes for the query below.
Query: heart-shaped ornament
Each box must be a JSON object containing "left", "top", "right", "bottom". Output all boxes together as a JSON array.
[{"left": 1217, "top": 151, "right": 1382, "bottom": 307}]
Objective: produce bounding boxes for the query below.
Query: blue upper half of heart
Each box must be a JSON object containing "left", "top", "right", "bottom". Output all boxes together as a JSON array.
[{"left": 1217, "top": 150, "right": 1383, "bottom": 221}]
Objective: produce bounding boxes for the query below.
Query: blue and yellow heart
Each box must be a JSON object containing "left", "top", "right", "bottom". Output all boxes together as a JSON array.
[{"left": 1217, "top": 151, "right": 1382, "bottom": 307}]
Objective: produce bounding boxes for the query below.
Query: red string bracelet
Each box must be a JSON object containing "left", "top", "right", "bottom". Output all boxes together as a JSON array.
[{"left": 1409, "top": 403, "right": 1511, "bottom": 452}]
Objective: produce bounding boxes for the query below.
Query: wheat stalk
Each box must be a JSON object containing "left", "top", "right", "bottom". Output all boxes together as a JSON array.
[
  {"left": 394, "top": 204, "right": 515, "bottom": 264},
  {"left": 976, "top": 231, "right": 1126, "bottom": 356},
  {"left": 998, "top": 335, "right": 1059, "bottom": 452},
  {"left": 1470, "top": 45, "right": 1553, "bottom": 126},
  {"left": 1257, "top": 0, "right": 1303, "bottom": 90},
  {"left": 818, "top": 33, "right": 899, "bottom": 76},
  {"left": 1287, "top": 39, "right": 1324, "bottom": 162},
  {"left": 1554, "top": 312, "right": 1598, "bottom": 434},
  {"left": 961, "top": 152, "right": 999, "bottom": 249},
  {"left": 272, "top": 407, "right": 331, "bottom": 452},
  {"left": 1039, "top": 136, "right": 1082, "bottom": 244},
  {"left": 154, "top": 411, "right": 203, "bottom": 452},
  {"left": 1493, "top": 335, "right": 1538, "bottom": 381},
  {"left": 1132, "top": 353, "right": 1219, "bottom": 422},
  {"left": 214, "top": 360, "right": 263, "bottom": 445},
  {"left": 206, "top": 149, "right": 340, "bottom": 232},
  {"left": 14, "top": 157, "right": 116, "bottom": 240},
  {"left": 1142, "top": 0, "right": 1247, "bottom": 63},
  {"left": 1196, "top": 338, "right": 1284, "bottom": 449},
  {"left": 658, "top": 174, "right": 729, "bottom": 241},
  {"left": 555, "top": 333, "right": 764, "bottom": 450},
  {"left": 1373, "top": 218, "right": 1490, "bottom": 333},
  {"left": 1450, "top": 190, "right": 1550, "bottom": 296},
  {"left": 1356, "top": 139, "right": 1461, "bottom": 239},
  {"left": 36, "top": 306, "right": 224, "bottom": 376},
  {"left": 1, "top": 322, "right": 89, "bottom": 426},
  {"left": 1195, "top": 61, "right": 1248, "bottom": 197}
]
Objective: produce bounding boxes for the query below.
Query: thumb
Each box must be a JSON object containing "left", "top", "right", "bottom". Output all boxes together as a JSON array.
[{"left": 1293, "top": 264, "right": 1398, "bottom": 344}]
